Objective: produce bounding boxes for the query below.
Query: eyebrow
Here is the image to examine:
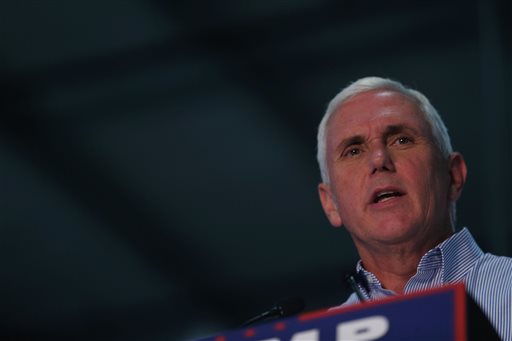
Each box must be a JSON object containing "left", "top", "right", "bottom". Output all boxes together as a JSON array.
[
  {"left": 383, "top": 124, "right": 420, "bottom": 138},
  {"left": 335, "top": 135, "right": 365, "bottom": 155},
  {"left": 384, "top": 124, "right": 408, "bottom": 136}
]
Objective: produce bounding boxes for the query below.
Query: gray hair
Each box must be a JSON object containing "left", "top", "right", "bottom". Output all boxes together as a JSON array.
[{"left": 316, "top": 76, "right": 456, "bottom": 226}]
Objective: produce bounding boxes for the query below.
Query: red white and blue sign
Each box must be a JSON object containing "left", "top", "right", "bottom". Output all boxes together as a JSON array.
[{"left": 196, "top": 283, "right": 467, "bottom": 341}]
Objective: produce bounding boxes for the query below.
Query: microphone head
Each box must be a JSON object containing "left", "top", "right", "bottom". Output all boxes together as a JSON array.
[
  {"left": 275, "top": 297, "right": 305, "bottom": 317},
  {"left": 241, "top": 296, "right": 305, "bottom": 327}
]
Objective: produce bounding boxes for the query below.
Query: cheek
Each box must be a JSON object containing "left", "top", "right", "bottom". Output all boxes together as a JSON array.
[
  {"left": 334, "top": 181, "right": 365, "bottom": 220},
  {"left": 337, "top": 177, "right": 362, "bottom": 205},
  {"left": 412, "top": 160, "right": 449, "bottom": 206}
]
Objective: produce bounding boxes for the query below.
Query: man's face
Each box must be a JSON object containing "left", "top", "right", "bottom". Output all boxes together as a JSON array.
[{"left": 318, "top": 90, "right": 465, "bottom": 248}]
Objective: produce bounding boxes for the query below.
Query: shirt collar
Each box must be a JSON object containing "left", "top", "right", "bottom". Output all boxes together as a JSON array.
[
  {"left": 435, "top": 227, "right": 483, "bottom": 282},
  {"left": 354, "top": 227, "right": 483, "bottom": 287}
]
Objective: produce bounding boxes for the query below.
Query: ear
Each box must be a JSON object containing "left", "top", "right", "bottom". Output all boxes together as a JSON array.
[
  {"left": 318, "top": 183, "right": 343, "bottom": 227},
  {"left": 447, "top": 152, "right": 467, "bottom": 202}
]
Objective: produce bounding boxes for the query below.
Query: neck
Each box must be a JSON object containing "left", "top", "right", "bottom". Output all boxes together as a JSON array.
[
  {"left": 359, "top": 249, "right": 422, "bottom": 293},
  {"left": 355, "top": 229, "right": 453, "bottom": 294}
]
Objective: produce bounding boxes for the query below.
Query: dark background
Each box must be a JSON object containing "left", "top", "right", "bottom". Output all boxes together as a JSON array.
[{"left": 1, "top": 0, "right": 511, "bottom": 340}]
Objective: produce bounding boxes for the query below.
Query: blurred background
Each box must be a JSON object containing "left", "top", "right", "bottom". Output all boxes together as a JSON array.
[{"left": 1, "top": 0, "right": 511, "bottom": 340}]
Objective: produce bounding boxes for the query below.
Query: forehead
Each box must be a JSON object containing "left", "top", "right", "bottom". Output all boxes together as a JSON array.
[{"left": 326, "top": 90, "right": 429, "bottom": 142}]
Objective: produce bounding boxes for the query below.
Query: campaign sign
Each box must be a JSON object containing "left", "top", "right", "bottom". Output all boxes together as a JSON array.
[{"left": 197, "top": 284, "right": 466, "bottom": 341}]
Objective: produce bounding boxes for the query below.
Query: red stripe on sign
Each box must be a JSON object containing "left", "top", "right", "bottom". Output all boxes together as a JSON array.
[
  {"left": 274, "top": 322, "right": 286, "bottom": 331},
  {"left": 299, "top": 283, "right": 466, "bottom": 322},
  {"left": 454, "top": 283, "right": 467, "bottom": 341},
  {"left": 243, "top": 328, "right": 256, "bottom": 338}
]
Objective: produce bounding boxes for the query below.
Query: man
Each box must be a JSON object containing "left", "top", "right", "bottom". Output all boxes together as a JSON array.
[{"left": 317, "top": 77, "right": 511, "bottom": 339}]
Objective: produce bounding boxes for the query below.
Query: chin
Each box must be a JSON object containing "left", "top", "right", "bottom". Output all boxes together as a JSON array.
[{"left": 370, "top": 222, "right": 419, "bottom": 243}]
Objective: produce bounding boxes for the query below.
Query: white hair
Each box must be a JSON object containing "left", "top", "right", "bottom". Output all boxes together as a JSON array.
[{"left": 316, "top": 76, "right": 456, "bottom": 225}]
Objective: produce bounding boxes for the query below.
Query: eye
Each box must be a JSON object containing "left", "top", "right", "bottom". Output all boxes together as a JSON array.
[
  {"left": 396, "top": 136, "right": 411, "bottom": 145},
  {"left": 344, "top": 147, "right": 361, "bottom": 157}
]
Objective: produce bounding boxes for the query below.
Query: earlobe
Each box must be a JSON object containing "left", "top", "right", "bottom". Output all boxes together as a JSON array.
[
  {"left": 318, "top": 183, "right": 343, "bottom": 227},
  {"left": 448, "top": 152, "right": 467, "bottom": 201}
]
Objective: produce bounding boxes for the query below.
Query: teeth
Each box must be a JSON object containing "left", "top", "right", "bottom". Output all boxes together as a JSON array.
[
  {"left": 375, "top": 191, "right": 401, "bottom": 203},
  {"left": 379, "top": 195, "right": 395, "bottom": 203}
]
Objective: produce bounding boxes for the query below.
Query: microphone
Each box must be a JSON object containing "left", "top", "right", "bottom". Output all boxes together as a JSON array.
[
  {"left": 241, "top": 297, "right": 305, "bottom": 327},
  {"left": 345, "top": 271, "right": 368, "bottom": 302}
]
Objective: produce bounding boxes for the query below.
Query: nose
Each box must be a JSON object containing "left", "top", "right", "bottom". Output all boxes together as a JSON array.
[{"left": 369, "top": 145, "right": 395, "bottom": 174}]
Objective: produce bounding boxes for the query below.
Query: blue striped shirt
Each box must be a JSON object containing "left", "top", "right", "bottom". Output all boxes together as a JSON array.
[{"left": 336, "top": 228, "right": 512, "bottom": 340}]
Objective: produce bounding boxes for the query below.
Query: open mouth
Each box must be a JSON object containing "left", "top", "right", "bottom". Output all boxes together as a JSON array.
[{"left": 373, "top": 191, "right": 404, "bottom": 204}]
